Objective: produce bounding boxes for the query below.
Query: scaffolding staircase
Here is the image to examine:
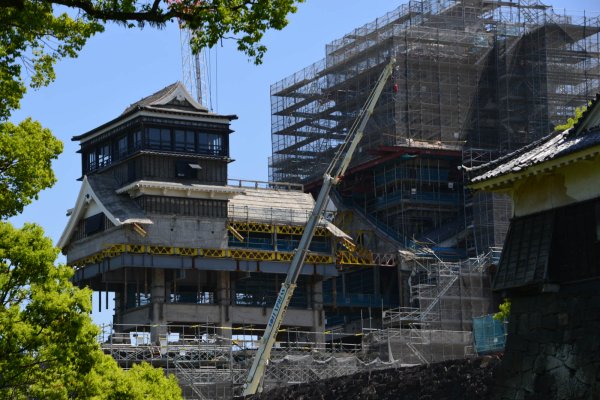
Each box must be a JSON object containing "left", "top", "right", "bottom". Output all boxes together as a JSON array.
[
  {"left": 405, "top": 323, "right": 431, "bottom": 365},
  {"left": 383, "top": 257, "right": 460, "bottom": 327},
  {"left": 379, "top": 256, "right": 460, "bottom": 364}
]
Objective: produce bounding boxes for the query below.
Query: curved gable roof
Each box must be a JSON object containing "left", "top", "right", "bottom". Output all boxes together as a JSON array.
[
  {"left": 468, "top": 94, "right": 600, "bottom": 190},
  {"left": 57, "top": 176, "right": 152, "bottom": 249}
]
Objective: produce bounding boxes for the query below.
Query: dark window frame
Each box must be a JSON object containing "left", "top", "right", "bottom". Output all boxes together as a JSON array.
[
  {"left": 174, "top": 129, "right": 196, "bottom": 152},
  {"left": 147, "top": 127, "right": 172, "bottom": 150},
  {"left": 85, "top": 213, "right": 105, "bottom": 236},
  {"left": 82, "top": 122, "right": 230, "bottom": 174},
  {"left": 116, "top": 135, "right": 128, "bottom": 159}
]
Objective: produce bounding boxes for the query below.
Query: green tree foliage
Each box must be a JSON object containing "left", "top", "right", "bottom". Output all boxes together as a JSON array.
[
  {"left": 0, "top": 222, "right": 183, "bottom": 398},
  {"left": 0, "top": 2, "right": 302, "bottom": 396},
  {"left": 0, "top": 119, "right": 63, "bottom": 217},
  {"left": 0, "top": 222, "right": 99, "bottom": 397},
  {"left": 0, "top": 1, "right": 102, "bottom": 119},
  {"left": 107, "top": 363, "right": 183, "bottom": 400},
  {"left": 0, "top": 0, "right": 303, "bottom": 119},
  {"left": 555, "top": 104, "right": 588, "bottom": 131},
  {"left": 493, "top": 298, "right": 511, "bottom": 321}
]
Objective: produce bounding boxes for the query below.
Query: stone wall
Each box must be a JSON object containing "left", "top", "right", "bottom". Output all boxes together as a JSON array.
[
  {"left": 246, "top": 357, "right": 501, "bottom": 400},
  {"left": 494, "top": 280, "right": 600, "bottom": 399}
]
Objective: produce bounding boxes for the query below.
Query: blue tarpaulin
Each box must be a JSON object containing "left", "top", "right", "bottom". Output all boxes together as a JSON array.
[{"left": 473, "top": 314, "right": 506, "bottom": 354}]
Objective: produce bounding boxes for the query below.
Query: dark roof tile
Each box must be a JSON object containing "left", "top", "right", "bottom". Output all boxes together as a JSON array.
[{"left": 468, "top": 94, "right": 600, "bottom": 184}]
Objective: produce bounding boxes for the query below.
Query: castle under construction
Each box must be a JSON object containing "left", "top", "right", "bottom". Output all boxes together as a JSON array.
[
  {"left": 269, "top": 0, "right": 600, "bottom": 330},
  {"left": 58, "top": 0, "right": 600, "bottom": 398}
]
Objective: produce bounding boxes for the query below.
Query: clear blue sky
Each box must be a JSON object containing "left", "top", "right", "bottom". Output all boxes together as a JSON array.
[{"left": 8, "top": 0, "right": 600, "bottom": 324}]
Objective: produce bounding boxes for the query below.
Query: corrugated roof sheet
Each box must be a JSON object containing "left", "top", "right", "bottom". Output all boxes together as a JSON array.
[{"left": 229, "top": 187, "right": 315, "bottom": 225}]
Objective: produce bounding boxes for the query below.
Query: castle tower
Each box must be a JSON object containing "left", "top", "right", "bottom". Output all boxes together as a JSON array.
[{"left": 58, "top": 83, "right": 345, "bottom": 343}]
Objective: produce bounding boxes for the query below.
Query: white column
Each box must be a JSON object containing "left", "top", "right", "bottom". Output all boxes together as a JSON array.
[
  {"left": 311, "top": 280, "right": 325, "bottom": 346},
  {"left": 150, "top": 268, "right": 167, "bottom": 343},
  {"left": 216, "top": 271, "right": 232, "bottom": 340}
]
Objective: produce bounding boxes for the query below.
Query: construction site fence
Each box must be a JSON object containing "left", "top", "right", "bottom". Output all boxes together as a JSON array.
[
  {"left": 96, "top": 324, "right": 417, "bottom": 399},
  {"left": 363, "top": 327, "right": 475, "bottom": 365},
  {"left": 96, "top": 323, "right": 367, "bottom": 353}
]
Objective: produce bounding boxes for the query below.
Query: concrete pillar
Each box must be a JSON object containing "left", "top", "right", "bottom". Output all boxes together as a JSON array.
[
  {"left": 113, "top": 292, "right": 122, "bottom": 325},
  {"left": 397, "top": 263, "right": 403, "bottom": 310},
  {"left": 311, "top": 280, "right": 325, "bottom": 346},
  {"left": 150, "top": 268, "right": 167, "bottom": 343},
  {"left": 216, "top": 271, "right": 232, "bottom": 340},
  {"left": 374, "top": 266, "right": 380, "bottom": 295}
]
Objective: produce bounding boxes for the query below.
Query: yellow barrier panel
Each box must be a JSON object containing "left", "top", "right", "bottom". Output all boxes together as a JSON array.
[
  {"left": 276, "top": 252, "right": 294, "bottom": 262},
  {"left": 276, "top": 225, "right": 329, "bottom": 236},
  {"left": 227, "top": 224, "right": 245, "bottom": 241},
  {"left": 340, "top": 237, "right": 357, "bottom": 252},
  {"left": 147, "top": 245, "right": 174, "bottom": 255},
  {"left": 229, "top": 249, "right": 276, "bottom": 261},
  {"left": 314, "top": 227, "right": 328, "bottom": 236},
  {"left": 103, "top": 244, "right": 125, "bottom": 258},
  {"left": 70, "top": 242, "right": 346, "bottom": 268},
  {"left": 176, "top": 247, "right": 198, "bottom": 256},
  {"left": 201, "top": 248, "right": 228, "bottom": 258},
  {"left": 306, "top": 254, "right": 334, "bottom": 264},
  {"left": 230, "top": 221, "right": 273, "bottom": 233},
  {"left": 276, "top": 225, "right": 304, "bottom": 235},
  {"left": 127, "top": 244, "right": 146, "bottom": 253},
  {"left": 336, "top": 251, "right": 374, "bottom": 266}
]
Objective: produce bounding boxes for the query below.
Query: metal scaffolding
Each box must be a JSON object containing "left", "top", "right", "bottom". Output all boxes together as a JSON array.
[
  {"left": 96, "top": 249, "right": 497, "bottom": 398},
  {"left": 384, "top": 249, "right": 496, "bottom": 329},
  {"left": 98, "top": 324, "right": 399, "bottom": 400},
  {"left": 270, "top": 0, "right": 600, "bottom": 183},
  {"left": 268, "top": 0, "right": 600, "bottom": 254},
  {"left": 372, "top": 248, "right": 496, "bottom": 364}
]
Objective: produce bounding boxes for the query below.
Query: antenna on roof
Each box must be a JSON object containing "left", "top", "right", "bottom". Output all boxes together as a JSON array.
[
  {"left": 168, "top": 0, "right": 213, "bottom": 110},
  {"left": 180, "top": 28, "right": 213, "bottom": 110}
]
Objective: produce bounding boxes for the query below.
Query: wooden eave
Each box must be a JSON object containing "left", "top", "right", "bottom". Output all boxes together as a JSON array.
[
  {"left": 469, "top": 144, "right": 600, "bottom": 192},
  {"left": 57, "top": 176, "right": 152, "bottom": 249}
]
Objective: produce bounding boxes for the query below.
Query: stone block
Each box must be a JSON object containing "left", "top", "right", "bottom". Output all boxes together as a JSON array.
[
  {"left": 540, "top": 298, "right": 560, "bottom": 315},
  {"left": 555, "top": 368, "right": 588, "bottom": 399},
  {"left": 575, "top": 365, "right": 595, "bottom": 385},
  {"left": 528, "top": 312, "right": 542, "bottom": 330},
  {"left": 507, "top": 336, "right": 527, "bottom": 352},
  {"left": 541, "top": 313, "right": 558, "bottom": 330},
  {"left": 540, "top": 355, "right": 563, "bottom": 372},
  {"left": 520, "top": 355, "right": 535, "bottom": 371},
  {"left": 526, "top": 341, "right": 539, "bottom": 355},
  {"left": 557, "top": 312, "right": 569, "bottom": 327},
  {"left": 554, "top": 344, "right": 572, "bottom": 362},
  {"left": 534, "top": 330, "right": 555, "bottom": 344},
  {"left": 518, "top": 314, "right": 530, "bottom": 335}
]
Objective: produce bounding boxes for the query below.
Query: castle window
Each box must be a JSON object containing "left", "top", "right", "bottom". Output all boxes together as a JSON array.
[
  {"left": 117, "top": 135, "right": 128, "bottom": 158},
  {"left": 132, "top": 130, "right": 143, "bottom": 151},
  {"left": 87, "top": 151, "right": 97, "bottom": 171},
  {"left": 175, "top": 160, "right": 197, "bottom": 179},
  {"left": 175, "top": 129, "right": 196, "bottom": 152},
  {"left": 85, "top": 213, "right": 105, "bottom": 236},
  {"left": 148, "top": 127, "right": 172, "bottom": 150},
  {"left": 199, "top": 132, "right": 224, "bottom": 155},
  {"left": 97, "top": 143, "right": 111, "bottom": 167}
]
